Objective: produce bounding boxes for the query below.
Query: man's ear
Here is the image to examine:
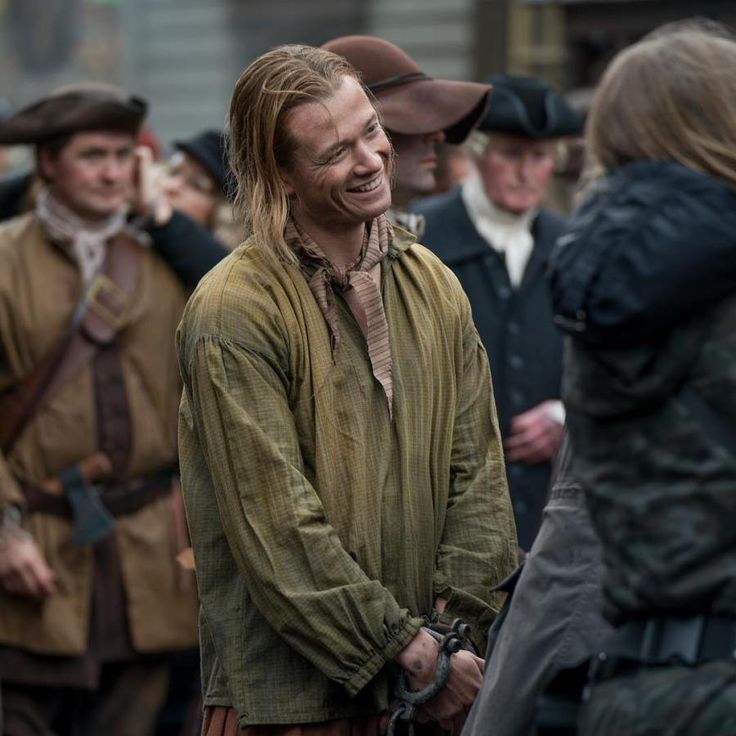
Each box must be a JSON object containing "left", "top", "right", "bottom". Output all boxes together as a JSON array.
[
  {"left": 279, "top": 167, "right": 295, "bottom": 197},
  {"left": 36, "top": 145, "right": 56, "bottom": 183}
]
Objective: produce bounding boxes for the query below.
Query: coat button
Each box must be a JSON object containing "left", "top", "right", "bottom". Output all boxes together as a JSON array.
[{"left": 509, "top": 354, "right": 523, "bottom": 369}]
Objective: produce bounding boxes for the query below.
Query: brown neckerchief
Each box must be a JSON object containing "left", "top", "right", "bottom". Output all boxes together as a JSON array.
[{"left": 284, "top": 215, "right": 394, "bottom": 417}]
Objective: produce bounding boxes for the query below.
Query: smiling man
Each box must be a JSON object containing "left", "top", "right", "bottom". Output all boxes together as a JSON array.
[
  {"left": 415, "top": 75, "right": 583, "bottom": 549},
  {"left": 0, "top": 83, "right": 198, "bottom": 735},
  {"left": 176, "top": 45, "right": 516, "bottom": 736}
]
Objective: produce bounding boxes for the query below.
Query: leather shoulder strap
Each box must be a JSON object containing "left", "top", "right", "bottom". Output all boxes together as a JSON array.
[{"left": 0, "top": 231, "right": 143, "bottom": 455}]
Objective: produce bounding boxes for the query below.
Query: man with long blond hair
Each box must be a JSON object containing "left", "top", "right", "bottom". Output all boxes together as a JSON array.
[
  {"left": 176, "top": 45, "right": 516, "bottom": 735},
  {"left": 548, "top": 21, "right": 736, "bottom": 735}
]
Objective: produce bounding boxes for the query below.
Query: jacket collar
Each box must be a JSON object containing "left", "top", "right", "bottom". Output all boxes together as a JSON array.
[{"left": 437, "top": 187, "right": 557, "bottom": 276}]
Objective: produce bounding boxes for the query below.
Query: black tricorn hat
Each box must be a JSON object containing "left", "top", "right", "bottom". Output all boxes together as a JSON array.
[
  {"left": 0, "top": 82, "right": 147, "bottom": 145},
  {"left": 478, "top": 74, "right": 582, "bottom": 140},
  {"left": 173, "top": 129, "right": 230, "bottom": 193}
]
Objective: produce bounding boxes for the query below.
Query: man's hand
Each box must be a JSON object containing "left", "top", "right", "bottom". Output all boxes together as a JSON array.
[
  {"left": 417, "top": 649, "right": 485, "bottom": 731},
  {"left": 129, "top": 146, "right": 173, "bottom": 226},
  {"left": 504, "top": 399, "right": 564, "bottom": 464},
  {"left": 0, "top": 528, "right": 57, "bottom": 599},
  {"left": 393, "top": 628, "right": 485, "bottom": 731}
]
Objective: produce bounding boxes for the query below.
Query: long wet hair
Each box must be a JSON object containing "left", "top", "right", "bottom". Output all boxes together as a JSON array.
[
  {"left": 227, "top": 45, "right": 361, "bottom": 263},
  {"left": 587, "top": 21, "right": 736, "bottom": 189}
]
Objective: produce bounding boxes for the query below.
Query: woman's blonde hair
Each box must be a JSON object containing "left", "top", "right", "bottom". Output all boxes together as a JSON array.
[
  {"left": 227, "top": 44, "right": 360, "bottom": 263},
  {"left": 587, "top": 21, "right": 736, "bottom": 188}
]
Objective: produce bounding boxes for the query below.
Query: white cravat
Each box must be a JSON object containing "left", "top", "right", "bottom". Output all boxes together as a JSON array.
[
  {"left": 461, "top": 169, "right": 537, "bottom": 288},
  {"left": 35, "top": 188, "right": 128, "bottom": 286},
  {"left": 461, "top": 170, "right": 565, "bottom": 425}
]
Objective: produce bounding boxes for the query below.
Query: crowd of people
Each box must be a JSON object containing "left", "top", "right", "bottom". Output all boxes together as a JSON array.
[{"left": 0, "top": 17, "right": 734, "bottom": 736}]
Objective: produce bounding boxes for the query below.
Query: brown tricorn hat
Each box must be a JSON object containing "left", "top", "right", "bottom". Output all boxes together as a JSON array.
[
  {"left": 0, "top": 82, "right": 148, "bottom": 145},
  {"left": 322, "top": 35, "right": 490, "bottom": 144}
]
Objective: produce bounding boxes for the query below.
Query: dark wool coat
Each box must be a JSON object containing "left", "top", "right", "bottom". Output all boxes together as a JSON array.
[{"left": 414, "top": 188, "right": 567, "bottom": 548}]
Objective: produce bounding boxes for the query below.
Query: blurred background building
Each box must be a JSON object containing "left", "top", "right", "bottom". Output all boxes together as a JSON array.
[{"left": 1, "top": 0, "right": 735, "bottom": 149}]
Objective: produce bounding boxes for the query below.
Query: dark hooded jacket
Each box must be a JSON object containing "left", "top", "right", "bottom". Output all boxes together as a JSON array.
[{"left": 549, "top": 161, "right": 736, "bottom": 624}]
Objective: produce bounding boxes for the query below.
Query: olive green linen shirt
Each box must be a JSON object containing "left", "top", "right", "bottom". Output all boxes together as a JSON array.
[{"left": 176, "top": 226, "right": 516, "bottom": 726}]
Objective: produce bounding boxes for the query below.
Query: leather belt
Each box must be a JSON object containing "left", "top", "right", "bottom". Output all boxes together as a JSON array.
[
  {"left": 21, "top": 469, "right": 173, "bottom": 520},
  {"left": 591, "top": 614, "right": 736, "bottom": 682}
]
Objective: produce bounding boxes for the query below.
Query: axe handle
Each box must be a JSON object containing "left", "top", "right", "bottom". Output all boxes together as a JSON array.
[{"left": 42, "top": 453, "right": 112, "bottom": 495}]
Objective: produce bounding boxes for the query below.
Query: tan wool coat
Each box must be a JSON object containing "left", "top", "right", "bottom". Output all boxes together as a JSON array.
[{"left": 0, "top": 213, "right": 198, "bottom": 655}]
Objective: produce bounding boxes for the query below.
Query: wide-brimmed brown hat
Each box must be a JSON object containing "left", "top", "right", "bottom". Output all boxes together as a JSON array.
[
  {"left": 322, "top": 35, "right": 490, "bottom": 144},
  {"left": 0, "top": 82, "right": 147, "bottom": 145}
]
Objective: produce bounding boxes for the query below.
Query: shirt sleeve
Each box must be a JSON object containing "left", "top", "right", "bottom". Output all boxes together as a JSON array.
[
  {"left": 182, "top": 334, "right": 422, "bottom": 696},
  {"left": 432, "top": 287, "right": 518, "bottom": 644}
]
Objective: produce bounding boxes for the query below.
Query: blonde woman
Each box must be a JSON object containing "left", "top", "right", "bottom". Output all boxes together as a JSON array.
[{"left": 549, "top": 22, "right": 736, "bottom": 735}]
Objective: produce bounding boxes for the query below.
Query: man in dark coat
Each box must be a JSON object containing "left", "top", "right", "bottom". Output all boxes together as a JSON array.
[{"left": 414, "top": 75, "right": 582, "bottom": 549}]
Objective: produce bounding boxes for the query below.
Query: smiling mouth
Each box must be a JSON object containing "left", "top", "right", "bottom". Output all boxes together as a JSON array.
[{"left": 347, "top": 173, "right": 383, "bottom": 194}]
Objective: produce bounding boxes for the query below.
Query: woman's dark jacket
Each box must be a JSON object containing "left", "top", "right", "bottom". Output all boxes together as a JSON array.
[{"left": 549, "top": 161, "right": 736, "bottom": 624}]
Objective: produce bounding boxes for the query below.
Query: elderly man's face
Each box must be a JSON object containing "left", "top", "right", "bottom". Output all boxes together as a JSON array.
[
  {"left": 39, "top": 131, "right": 136, "bottom": 220},
  {"left": 281, "top": 75, "right": 392, "bottom": 236},
  {"left": 478, "top": 133, "right": 555, "bottom": 215},
  {"left": 389, "top": 130, "right": 445, "bottom": 207}
]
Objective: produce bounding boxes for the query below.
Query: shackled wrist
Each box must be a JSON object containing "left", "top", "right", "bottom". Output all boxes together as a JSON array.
[{"left": 395, "top": 626, "right": 440, "bottom": 677}]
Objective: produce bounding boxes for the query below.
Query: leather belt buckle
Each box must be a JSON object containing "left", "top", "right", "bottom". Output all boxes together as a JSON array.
[{"left": 86, "top": 274, "right": 129, "bottom": 331}]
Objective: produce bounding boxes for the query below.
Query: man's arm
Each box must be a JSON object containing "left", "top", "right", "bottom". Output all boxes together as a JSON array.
[
  {"left": 432, "top": 288, "right": 518, "bottom": 641},
  {"left": 181, "top": 335, "right": 423, "bottom": 696},
  {"left": 0, "top": 334, "right": 56, "bottom": 599},
  {"left": 130, "top": 146, "right": 229, "bottom": 288}
]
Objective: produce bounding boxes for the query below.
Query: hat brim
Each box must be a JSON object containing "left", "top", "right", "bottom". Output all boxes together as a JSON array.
[
  {"left": 375, "top": 78, "right": 490, "bottom": 144},
  {"left": 0, "top": 94, "right": 147, "bottom": 146},
  {"left": 478, "top": 79, "right": 584, "bottom": 140}
]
